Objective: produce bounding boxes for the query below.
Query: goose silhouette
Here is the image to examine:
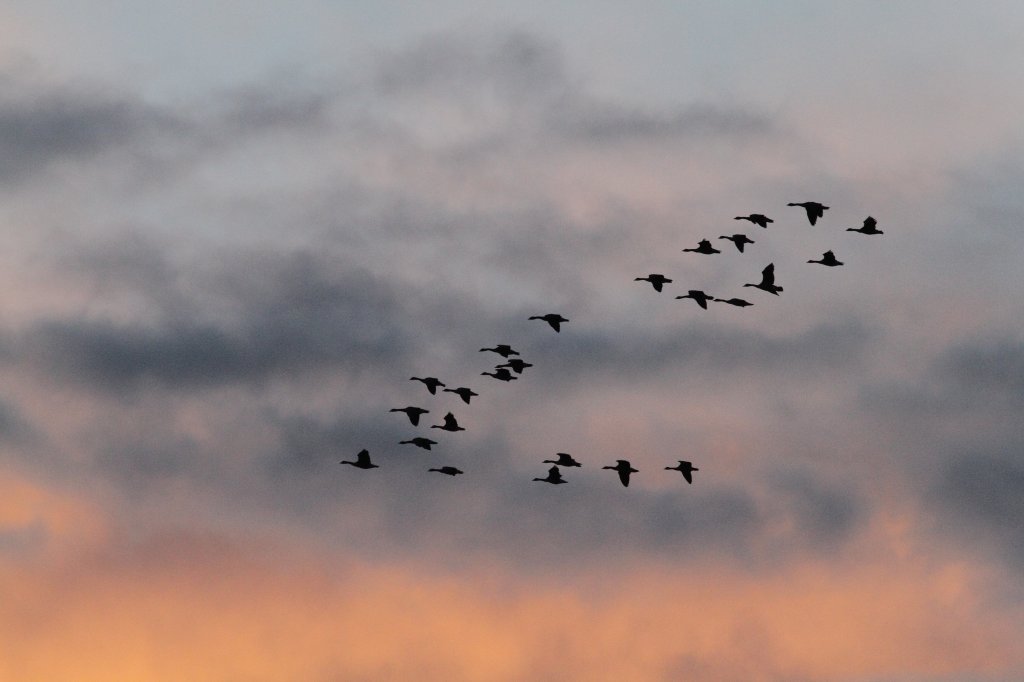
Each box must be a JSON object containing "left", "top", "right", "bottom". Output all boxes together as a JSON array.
[
  {"left": 533, "top": 465, "right": 566, "bottom": 484},
  {"left": 808, "top": 250, "right": 844, "bottom": 267},
  {"left": 635, "top": 274, "right": 673, "bottom": 292},
  {"left": 719, "top": 234, "right": 755, "bottom": 253},
  {"left": 603, "top": 459, "right": 639, "bottom": 487},
  {"left": 543, "top": 453, "right": 582, "bottom": 467},
  {"left": 389, "top": 406, "right": 429, "bottom": 426},
  {"left": 713, "top": 297, "right": 753, "bottom": 307},
  {"left": 429, "top": 466, "right": 463, "bottom": 476},
  {"left": 675, "top": 290, "right": 715, "bottom": 309},
  {"left": 443, "top": 387, "right": 479, "bottom": 404},
  {"left": 482, "top": 368, "right": 518, "bottom": 382},
  {"left": 480, "top": 344, "right": 520, "bottom": 358},
  {"left": 682, "top": 239, "right": 721, "bottom": 254},
  {"left": 665, "top": 460, "right": 699, "bottom": 483},
  {"left": 496, "top": 358, "right": 533, "bottom": 374},
  {"left": 431, "top": 412, "right": 465, "bottom": 432},
  {"left": 340, "top": 449, "right": 378, "bottom": 469},
  {"left": 788, "top": 201, "right": 829, "bottom": 225},
  {"left": 743, "top": 263, "right": 783, "bottom": 295},
  {"left": 410, "top": 376, "right": 445, "bottom": 394},
  {"left": 847, "top": 216, "right": 883, "bottom": 235},
  {"left": 399, "top": 437, "right": 437, "bottom": 450},
  {"left": 735, "top": 214, "right": 773, "bottom": 228},
  {"left": 529, "top": 313, "right": 569, "bottom": 332}
]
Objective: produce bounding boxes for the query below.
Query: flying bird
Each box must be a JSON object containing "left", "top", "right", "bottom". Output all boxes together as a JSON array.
[
  {"left": 480, "top": 344, "right": 520, "bottom": 358},
  {"left": 543, "top": 453, "right": 582, "bottom": 467},
  {"left": 443, "top": 387, "right": 479, "bottom": 404},
  {"left": 635, "top": 274, "right": 673, "bottom": 292},
  {"left": 665, "top": 460, "right": 699, "bottom": 484},
  {"left": 743, "top": 263, "right": 783, "bottom": 295},
  {"left": 339, "top": 449, "right": 378, "bottom": 469},
  {"left": 482, "top": 368, "right": 518, "bottom": 382},
  {"left": 603, "top": 459, "right": 639, "bottom": 487},
  {"left": 682, "top": 239, "right": 721, "bottom": 254},
  {"left": 428, "top": 466, "right": 464, "bottom": 476},
  {"left": 496, "top": 358, "right": 533, "bottom": 374},
  {"left": 399, "top": 437, "right": 437, "bottom": 451},
  {"left": 533, "top": 465, "right": 567, "bottom": 484},
  {"left": 675, "top": 290, "right": 715, "bottom": 310},
  {"left": 431, "top": 412, "right": 465, "bottom": 432},
  {"left": 719, "top": 234, "right": 755, "bottom": 253},
  {"left": 735, "top": 214, "right": 773, "bottom": 228},
  {"left": 713, "top": 297, "right": 753, "bottom": 307},
  {"left": 808, "top": 250, "right": 844, "bottom": 267},
  {"left": 847, "top": 216, "right": 883, "bottom": 235},
  {"left": 787, "top": 201, "right": 829, "bottom": 225},
  {"left": 530, "top": 313, "right": 569, "bottom": 332},
  {"left": 389, "top": 406, "right": 429, "bottom": 426},
  {"left": 410, "top": 376, "right": 446, "bottom": 394}
]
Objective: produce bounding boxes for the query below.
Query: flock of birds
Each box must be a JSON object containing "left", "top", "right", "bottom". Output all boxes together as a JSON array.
[{"left": 342, "top": 201, "right": 883, "bottom": 488}]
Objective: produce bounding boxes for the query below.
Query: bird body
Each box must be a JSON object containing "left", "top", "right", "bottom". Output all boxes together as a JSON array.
[
  {"left": 635, "top": 274, "right": 673, "bottom": 292},
  {"left": 788, "top": 201, "right": 829, "bottom": 225},
  {"left": 389, "top": 406, "right": 429, "bottom": 426},
  {"left": 496, "top": 358, "right": 533, "bottom": 374},
  {"left": 603, "top": 459, "right": 639, "bottom": 487},
  {"left": 719, "top": 234, "right": 755, "bottom": 252},
  {"left": 443, "top": 387, "right": 479, "bottom": 404},
  {"left": 735, "top": 214, "right": 773, "bottom": 228},
  {"left": 482, "top": 368, "right": 517, "bottom": 382},
  {"left": 533, "top": 465, "right": 567, "bottom": 484},
  {"left": 429, "top": 466, "right": 463, "bottom": 476},
  {"left": 410, "top": 376, "right": 445, "bottom": 394},
  {"left": 399, "top": 437, "right": 437, "bottom": 450},
  {"left": 847, "top": 216, "right": 883, "bottom": 235},
  {"left": 543, "top": 453, "right": 582, "bottom": 467},
  {"left": 480, "top": 344, "right": 520, "bottom": 358},
  {"left": 676, "top": 290, "right": 714, "bottom": 309},
  {"left": 340, "top": 449, "right": 378, "bottom": 469},
  {"left": 808, "top": 250, "right": 844, "bottom": 267},
  {"left": 529, "top": 313, "right": 569, "bottom": 332},
  {"left": 713, "top": 297, "right": 753, "bottom": 307},
  {"left": 431, "top": 412, "right": 465, "bottom": 432},
  {"left": 665, "top": 460, "right": 699, "bottom": 484},
  {"left": 683, "top": 239, "right": 721, "bottom": 254},
  {"left": 743, "top": 263, "right": 783, "bottom": 295}
]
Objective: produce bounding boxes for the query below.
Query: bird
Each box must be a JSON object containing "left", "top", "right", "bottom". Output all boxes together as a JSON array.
[
  {"left": 496, "top": 358, "right": 533, "bottom": 374},
  {"left": 743, "top": 263, "right": 783, "bottom": 295},
  {"left": 533, "top": 465, "right": 567, "bottom": 484},
  {"left": 428, "top": 466, "right": 464, "bottom": 476},
  {"left": 682, "top": 239, "right": 721, "bottom": 254},
  {"left": 480, "top": 344, "right": 520, "bottom": 358},
  {"left": 635, "top": 274, "right": 673, "bottom": 292},
  {"left": 735, "top": 214, "right": 773, "bottom": 228},
  {"left": 389, "top": 406, "right": 429, "bottom": 426},
  {"left": 340, "top": 449, "right": 378, "bottom": 469},
  {"left": 787, "top": 201, "right": 829, "bottom": 225},
  {"left": 482, "top": 368, "right": 518, "bottom": 382},
  {"left": 431, "top": 412, "right": 465, "bottom": 432},
  {"left": 603, "top": 460, "right": 639, "bottom": 487},
  {"left": 443, "top": 387, "right": 479, "bottom": 404},
  {"left": 713, "top": 297, "right": 753, "bottom": 307},
  {"left": 529, "top": 313, "right": 569, "bottom": 332},
  {"left": 719, "top": 234, "right": 755, "bottom": 253},
  {"left": 847, "top": 216, "right": 883, "bottom": 235},
  {"left": 543, "top": 453, "right": 582, "bottom": 467},
  {"left": 675, "top": 290, "right": 715, "bottom": 309},
  {"left": 665, "top": 460, "right": 699, "bottom": 483},
  {"left": 410, "top": 376, "right": 445, "bottom": 394},
  {"left": 399, "top": 437, "right": 437, "bottom": 450},
  {"left": 808, "top": 250, "right": 844, "bottom": 267}
]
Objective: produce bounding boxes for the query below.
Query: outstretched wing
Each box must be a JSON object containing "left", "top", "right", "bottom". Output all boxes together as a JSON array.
[{"left": 761, "top": 263, "right": 776, "bottom": 286}]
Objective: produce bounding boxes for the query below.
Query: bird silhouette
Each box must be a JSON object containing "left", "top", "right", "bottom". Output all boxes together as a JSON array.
[
  {"left": 719, "top": 234, "right": 755, "bottom": 253},
  {"left": 682, "top": 239, "right": 721, "bottom": 254},
  {"left": 808, "top": 250, "right": 844, "bottom": 267},
  {"left": 443, "top": 387, "right": 479, "bottom": 404},
  {"left": 743, "top": 263, "right": 783, "bottom": 295},
  {"left": 665, "top": 460, "right": 699, "bottom": 483},
  {"left": 713, "top": 297, "right": 753, "bottom": 307},
  {"left": 787, "top": 201, "right": 829, "bottom": 225},
  {"left": 847, "top": 216, "right": 883, "bottom": 235},
  {"left": 529, "top": 313, "right": 569, "bottom": 332},
  {"left": 735, "top": 214, "right": 773, "bottom": 228},
  {"left": 399, "top": 437, "right": 437, "bottom": 450},
  {"left": 603, "top": 459, "right": 639, "bottom": 487},
  {"left": 389, "top": 406, "right": 429, "bottom": 426},
  {"left": 533, "top": 465, "right": 567, "bottom": 484},
  {"left": 428, "top": 466, "right": 464, "bottom": 476},
  {"left": 431, "top": 412, "right": 465, "bottom": 432},
  {"left": 496, "top": 358, "right": 533, "bottom": 374},
  {"left": 410, "top": 376, "right": 445, "bottom": 394},
  {"left": 543, "top": 453, "right": 582, "bottom": 467},
  {"left": 340, "top": 449, "right": 378, "bottom": 469},
  {"left": 635, "top": 274, "right": 673, "bottom": 292},
  {"left": 675, "top": 290, "right": 715, "bottom": 309},
  {"left": 482, "top": 368, "right": 518, "bottom": 382},
  {"left": 480, "top": 344, "right": 520, "bottom": 358}
]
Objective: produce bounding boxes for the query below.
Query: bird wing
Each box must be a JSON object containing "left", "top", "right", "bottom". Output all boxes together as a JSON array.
[
  {"left": 761, "top": 263, "right": 775, "bottom": 285},
  {"left": 617, "top": 468, "right": 630, "bottom": 487},
  {"left": 356, "top": 449, "right": 371, "bottom": 465},
  {"left": 443, "top": 413, "right": 458, "bottom": 428},
  {"left": 682, "top": 470, "right": 693, "bottom": 483}
]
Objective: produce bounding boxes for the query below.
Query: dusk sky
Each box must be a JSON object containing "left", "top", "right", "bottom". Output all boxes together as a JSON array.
[{"left": 2, "top": 3, "right": 1024, "bottom": 680}]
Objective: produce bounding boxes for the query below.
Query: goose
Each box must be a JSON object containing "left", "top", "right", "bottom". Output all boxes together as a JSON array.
[
  {"left": 847, "top": 216, "right": 883, "bottom": 235},
  {"left": 431, "top": 412, "right": 465, "bottom": 432},
  {"left": 603, "top": 459, "right": 639, "bottom": 487},
  {"left": 808, "top": 250, "right": 843, "bottom": 267},
  {"left": 428, "top": 466, "right": 464, "bottom": 476},
  {"left": 496, "top": 358, "right": 533, "bottom": 374},
  {"left": 529, "top": 313, "right": 569, "bottom": 332},
  {"left": 743, "top": 263, "right": 783, "bottom": 295},
  {"left": 787, "top": 201, "right": 829, "bottom": 225},
  {"left": 635, "top": 274, "right": 673, "bottom": 292},
  {"left": 533, "top": 465, "right": 567, "bottom": 484},
  {"left": 480, "top": 344, "right": 520, "bottom": 358},
  {"left": 442, "top": 387, "right": 479, "bottom": 404},
  {"left": 735, "top": 214, "right": 773, "bottom": 228},
  {"left": 389, "top": 406, "right": 429, "bottom": 426},
  {"left": 713, "top": 297, "right": 753, "bottom": 307},
  {"left": 675, "top": 290, "right": 715, "bottom": 310},
  {"left": 543, "top": 453, "right": 582, "bottom": 467},
  {"left": 719, "top": 234, "right": 755, "bottom": 253},
  {"left": 339, "top": 449, "right": 378, "bottom": 469},
  {"left": 665, "top": 460, "right": 699, "bottom": 483},
  {"left": 682, "top": 239, "right": 721, "bottom": 254},
  {"left": 410, "top": 376, "right": 445, "bottom": 394},
  {"left": 482, "top": 368, "right": 518, "bottom": 382},
  {"left": 399, "top": 437, "right": 437, "bottom": 450}
]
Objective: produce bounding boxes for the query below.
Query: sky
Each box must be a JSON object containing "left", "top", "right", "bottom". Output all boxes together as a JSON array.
[{"left": 1, "top": 2, "right": 1024, "bottom": 680}]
